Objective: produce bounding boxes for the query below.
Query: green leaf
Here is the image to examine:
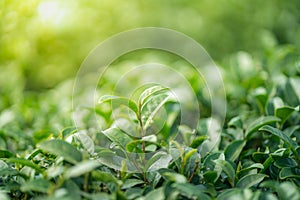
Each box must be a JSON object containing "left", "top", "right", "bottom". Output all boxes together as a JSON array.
[
  {"left": 0, "top": 149, "right": 14, "bottom": 158},
  {"left": 224, "top": 140, "right": 246, "bottom": 162},
  {"left": 142, "top": 187, "right": 165, "bottom": 200},
  {"left": 98, "top": 95, "right": 138, "bottom": 114},
  {"left": 259, "top": 125, "right": 298, "bottom": 149},
  {"left": 203, "top": 171, "right": 218, "bottom": 184},
  {"left": 75, "top": 132, "right": 95, "bottom": 154},
  {"left": 228, "top": 116, "right": 243, "bottom": 129},
  {"left": 189, "top": 135, "right": 208, "bottom": 148},
  {"left": 275, "top": 106, "right": 299, "bottom": 124},
  {"left": 274, "top": 158, "right": 298, "bottom": 168},
  {"left": 215, "top": 159, "right": 235, "bottom": 186},
  {"left": 7, "top": 157, "right": 43, "bottom": 173},
  {"left": 236, "top": 174, "right": 267, "bottom": 188},
  {"left": 37, "top": 139, "right": 82, "bottom": 164},
  {"left": 139, "top": 85, "right": 169, "bottom": 107},
  {"left": 65, "top": 160, "right": 101, "bottom": 178},
  {"left": 121, "top": 179, "right": 144, "bottom": 189},
  {"left": 160, "top": 172, "right": 187, "bottom": 183},
  {"left": 277, "top": 182, "right": 300, "bottom": 200},
  {"left": 103, "top": 127, "right": 132, "bottom": 149},
  {"left": 92, "top": 170, "right": 119, "bottom": 184},
  {"left": 246, "top": 116, "right": 281, "bottom": 139},
  {"left": 279, "top": 167, "right": 300, "bottom": 179},
  {"left": 21, "top": 179, "right": 50, "bottom": 193},
  {"left": 172, "top": 183, "right": 211, "bottom": 200},
  {"left": 62, "top": 127, "right": 78, "bottom": 139},
  {"left": 143, "top": 94, "right": 169, "bottom": 130},
  {"left": 238, "top": 163, "right": 264, "bottom": 176},
  {"left": 144, "top": 152, "right": 170, "bottom": 171}
]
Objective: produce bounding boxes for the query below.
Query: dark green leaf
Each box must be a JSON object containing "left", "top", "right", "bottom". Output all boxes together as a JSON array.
[
  {"left": 0, "top": 150, "right": 14, "bottom": 158},
  {"left": 224, "top": 140, "right": 246, "bottom": 162},
  {"left": 215, "top": 159, "right": 235, "bottom": 186},
  {"left": 279, "top": 167, "right": 300, "bottom": 179},
  {"left": 274, "top": 158, "right": 298, "bottom": 168},
  {"left": 259, "top": 125, "right": 298, "bottom": 149}
]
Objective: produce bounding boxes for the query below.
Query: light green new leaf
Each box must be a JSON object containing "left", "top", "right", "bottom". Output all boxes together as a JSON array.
[
  {"left": 143, "top": 94, "right": 169, "bottom": 130},
  {"left": 65, "top": 160, "right": 101, "bottom": 178},
  {"left": 246, "top": 116, "right": 281, "bottom": 139},
  {"left": 98, "top": 95, "right": 138, "bottom": 114},
  {"left": 236, "top": 174, "right": 267, "bottom": 188},
  {"left": 38, "top": 139, "right": 82, "bottom": 164},
  {"left": 160, "top": 172, "right": 187, "bottom": 183},
  {"left": 139, "top": 85, "right": 169, "bottom": 107}
]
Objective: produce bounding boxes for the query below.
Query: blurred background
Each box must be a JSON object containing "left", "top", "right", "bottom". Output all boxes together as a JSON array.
[{"left": 1, "top": 0, "right": 299, "bottom": 90}]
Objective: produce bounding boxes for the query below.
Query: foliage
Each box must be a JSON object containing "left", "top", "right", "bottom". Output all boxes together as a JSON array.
[
  {"left": 0, "top": 43, "right": 300, "bottom": 199},
  {"left": 1, "top": 1, "right": 300, "bottom": 199}
]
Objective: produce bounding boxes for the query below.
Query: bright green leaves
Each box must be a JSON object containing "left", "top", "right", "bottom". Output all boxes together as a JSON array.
[
  {"left": 138, "top": 85, "right": 169, "bottom": 108},
  {"left": 98, "top": 95, "right": 139, "bottom": 114},
  {"left": 37, "top": 139, "right": 82, "bottom": 164}
]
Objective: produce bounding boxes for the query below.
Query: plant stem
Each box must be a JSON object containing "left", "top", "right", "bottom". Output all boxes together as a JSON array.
[{"left": 188, "top": 160, "right": 199, "bottom": 182}]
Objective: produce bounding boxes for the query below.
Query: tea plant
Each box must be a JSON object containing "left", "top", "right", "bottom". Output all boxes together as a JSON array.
[{"left": 0, "top": 45, "right": 300, "bottom": 199}]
